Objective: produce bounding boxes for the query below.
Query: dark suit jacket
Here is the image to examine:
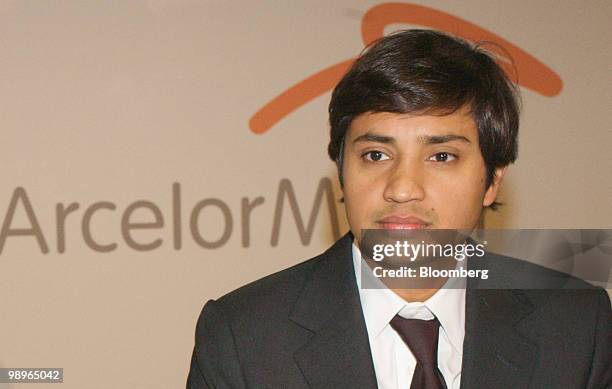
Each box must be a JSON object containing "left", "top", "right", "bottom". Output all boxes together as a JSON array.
[{"left": 187, "top": 233, "right": 612, "bottom": 388}]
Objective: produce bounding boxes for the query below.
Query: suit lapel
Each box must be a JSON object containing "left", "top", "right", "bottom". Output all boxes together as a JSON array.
[
  {"left": 287, "top": 236, "right": 541, "bottom": 388},
  {"left": 289, "top": 234, "right": 378, "bottom": 389},
  {"left": 460, "top": 257, "right": 538, "bottom": 388}
]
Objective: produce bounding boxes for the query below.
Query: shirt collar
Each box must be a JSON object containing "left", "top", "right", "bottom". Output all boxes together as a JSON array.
[
  {"left": 423, "top": 279, "right": 466, "bottom": 354},
  {"left": 352, "top": 242, "right": 465, "bottom": 353}
]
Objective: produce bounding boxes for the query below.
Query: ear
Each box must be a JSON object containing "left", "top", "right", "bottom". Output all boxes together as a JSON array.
[{"left": 483, "top": 166, "right": 508, "bottom": 207}]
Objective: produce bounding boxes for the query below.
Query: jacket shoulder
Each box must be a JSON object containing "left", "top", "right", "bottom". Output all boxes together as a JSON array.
[
  {"left": 214, "top": 234, "right": 353, "bottom": 320},
  {"left": 217, "top": 251, "right": 322, "bottom": 314},
  {"left": 478, "top": 251, "right": 601, "bottom": 290}
]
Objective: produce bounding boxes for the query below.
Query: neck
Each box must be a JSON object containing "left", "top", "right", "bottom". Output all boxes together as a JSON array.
[{"left": 392, "top": 287, "right": 440, "bottom": 303}]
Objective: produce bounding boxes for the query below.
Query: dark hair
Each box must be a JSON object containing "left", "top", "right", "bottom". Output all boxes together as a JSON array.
[{"left": 328, "top": 29, "right": 520, "bottom": 209}]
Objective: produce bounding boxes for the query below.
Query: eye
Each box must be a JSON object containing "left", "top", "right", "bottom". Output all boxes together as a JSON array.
[
  {"left": 363, "top": 150, "right": 390, "bottom": 162},
  {"left": 428, "top": 152, "right": 457, "bottom": 162}
]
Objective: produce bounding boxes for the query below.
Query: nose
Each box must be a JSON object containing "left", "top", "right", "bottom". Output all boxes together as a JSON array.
[{"left": 383, "top": 161, "right": 425, "bottom": 203}]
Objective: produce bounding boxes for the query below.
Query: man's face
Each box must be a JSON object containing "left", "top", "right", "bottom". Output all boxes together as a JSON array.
[{"left": 341, "top": 106, "right": 506, "bottom": 244}]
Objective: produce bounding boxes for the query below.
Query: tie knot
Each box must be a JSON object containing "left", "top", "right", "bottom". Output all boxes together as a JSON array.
[{"left": 390, "top": 315, "right": 440, "bottom": 365}]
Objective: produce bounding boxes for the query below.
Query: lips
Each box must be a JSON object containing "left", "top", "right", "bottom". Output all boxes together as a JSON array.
[{"left": 376, "top": 215, "right": 431, "bottom": 229}]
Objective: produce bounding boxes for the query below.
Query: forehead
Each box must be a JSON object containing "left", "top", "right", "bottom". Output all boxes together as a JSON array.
[{"left": 347, "top": 107, "right": 478, "bottom": 142}]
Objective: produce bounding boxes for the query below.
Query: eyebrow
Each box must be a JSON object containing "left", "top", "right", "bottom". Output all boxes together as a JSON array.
[
  {"left": 352, "top": 133, "right": 394, "bottom": 144},
  {"left": 352, "top": 132, "right": 471, "bottom": 145},
  {"left": 416, "top": 134, "right": 471, "bottom": 144}
]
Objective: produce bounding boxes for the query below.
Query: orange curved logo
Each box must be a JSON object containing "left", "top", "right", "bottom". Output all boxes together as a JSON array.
[{"left": 249, "top": 2, "right": 563, "bottom": 135}]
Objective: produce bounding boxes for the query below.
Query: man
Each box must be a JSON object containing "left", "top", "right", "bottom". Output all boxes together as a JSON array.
[{"left": 187, "top": 30, "right": 611, "bottom": 388}]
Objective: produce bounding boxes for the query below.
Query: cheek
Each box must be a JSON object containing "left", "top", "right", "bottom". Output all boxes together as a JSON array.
[
  {"left": 342, "top": 170, "right": 382, "bottom": 230},
  {"left": 428, "top": 170, "right": 485, "bottom": 199},
  {"left": 342, "top": 157, "right": 380, "bottom": 201},
  {"left": 426, "top": 172, "right": 486, "bottom": 223},
  {"left": 343, "top": 182, "right": 375, "bottom": 216},
  {"left": 439, "top": 160, "right": 487, "bottom": 196}
]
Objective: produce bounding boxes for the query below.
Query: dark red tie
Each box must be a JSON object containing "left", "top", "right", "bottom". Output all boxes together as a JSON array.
[{"left": 390, "top": 315, "right": 447, "bottom": 389}]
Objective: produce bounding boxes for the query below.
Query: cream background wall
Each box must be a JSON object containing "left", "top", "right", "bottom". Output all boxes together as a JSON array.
[{"left": 0, "top": 1, "right": 610, "bottom": 388}]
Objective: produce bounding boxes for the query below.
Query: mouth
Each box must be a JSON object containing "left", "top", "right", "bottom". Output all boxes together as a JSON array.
[{"left": 375, "top": 215, "right": 431, "bottom": 230}]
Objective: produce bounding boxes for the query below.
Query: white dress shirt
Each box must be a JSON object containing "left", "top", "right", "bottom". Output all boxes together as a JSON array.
[{"left": 352, "top": 243, "right": 466, "bottom": 389}]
